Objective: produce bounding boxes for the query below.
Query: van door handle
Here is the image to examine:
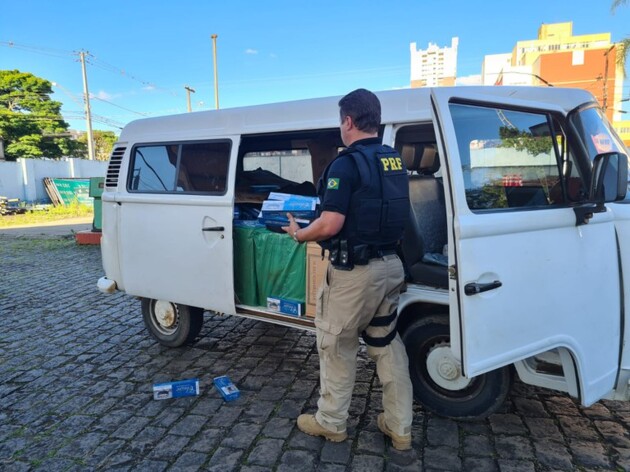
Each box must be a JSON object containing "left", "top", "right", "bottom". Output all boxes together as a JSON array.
[
  {"left": 464, "top": 280, "right": 502, "bottom": 296},
  {"left": 202, "top": 226, "right": 225, "bottom": 232}
]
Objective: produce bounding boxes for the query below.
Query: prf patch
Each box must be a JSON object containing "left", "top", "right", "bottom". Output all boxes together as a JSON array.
[
  {"left": 327, "top": 178, "right": 340, "bottom": 190},
  {"left": 380, "top": 156, "right": 403, "bottom": 171}
]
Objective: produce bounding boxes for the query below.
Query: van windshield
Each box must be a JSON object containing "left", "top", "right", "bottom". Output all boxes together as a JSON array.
[
  {"left": 570, "top": 107, "right": 629, "bottom": 198},
  {"left": 570, "top": 107, "right": 626, "bottom": 160}
]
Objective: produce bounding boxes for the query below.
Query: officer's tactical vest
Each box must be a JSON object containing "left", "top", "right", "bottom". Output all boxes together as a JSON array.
[{"left": 318, "top": 143, "right": 409, "bottom": 248}]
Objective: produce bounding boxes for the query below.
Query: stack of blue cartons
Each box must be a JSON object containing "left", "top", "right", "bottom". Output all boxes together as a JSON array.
[{"left": 258, "top": 192, "right": 318, "bottom": 228}]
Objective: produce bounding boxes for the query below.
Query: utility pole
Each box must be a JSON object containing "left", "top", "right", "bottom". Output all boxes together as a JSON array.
[
  {"left": 211, "top": 34, "right": 219, "bottom": 109},
  {"left": 79, "top": 51, "right": 95, "bottom": 161},
  {"left": 184, "top": 85, "right": 196, "bottom": 112},
  {"left": 602, "top": 45, "right": 615, "bottom": 114}
]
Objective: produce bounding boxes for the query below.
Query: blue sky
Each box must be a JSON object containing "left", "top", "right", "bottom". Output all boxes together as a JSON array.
[{"left": 1, "top": 0, "right": 629, "bottom": 133}]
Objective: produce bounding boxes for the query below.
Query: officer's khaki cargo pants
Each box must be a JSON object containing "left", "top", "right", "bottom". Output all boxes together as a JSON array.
[{"left": 314, "top": 255, "right": 413, "bottom": 437}]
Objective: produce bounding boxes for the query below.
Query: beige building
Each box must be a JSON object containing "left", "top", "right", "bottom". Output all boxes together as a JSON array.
[
  {"left": 410, "top": 37, "right": 459, "bottom": 88},
  {"left": 481, "top": 22, "right": 625, "bottom": 124}
]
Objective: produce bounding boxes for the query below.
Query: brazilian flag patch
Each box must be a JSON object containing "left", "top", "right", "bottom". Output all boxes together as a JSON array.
[{"left": 327, "top": 178, "right": 340, "bottom": 190}]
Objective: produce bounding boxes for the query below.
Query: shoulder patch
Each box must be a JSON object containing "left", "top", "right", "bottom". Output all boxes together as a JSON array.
[{"left": 327, "top": 178, "right": 340, "bottom": 190}]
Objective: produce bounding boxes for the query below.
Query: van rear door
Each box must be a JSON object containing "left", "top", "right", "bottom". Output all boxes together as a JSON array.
[
  {"left": 430, "top": 89, "right": 621, "bottom": 405},
  {"left": 117, "top": 137, "right": 239, "bottom": 315}
]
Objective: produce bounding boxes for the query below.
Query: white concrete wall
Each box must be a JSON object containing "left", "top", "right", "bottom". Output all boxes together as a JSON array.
[{"left": 0, "top": 158, "right": 108, "bottom": 203}]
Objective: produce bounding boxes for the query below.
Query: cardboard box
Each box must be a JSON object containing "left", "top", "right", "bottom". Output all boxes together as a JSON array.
[
  {"left": 305, "top": 242, "right": 328, "bottom": 318},
  {"left": 267, "top": 297, "right": 304, "bottom": 316}
]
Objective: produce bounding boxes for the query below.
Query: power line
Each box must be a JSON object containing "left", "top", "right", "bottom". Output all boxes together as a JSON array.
[{"left": 89, "top": 95, "right": 147, "bottom": 116}]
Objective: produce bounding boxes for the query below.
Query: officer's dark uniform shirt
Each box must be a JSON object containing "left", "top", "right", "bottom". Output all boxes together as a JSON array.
[{"left": 320, "top": 137, "right": 381, "bottom": 216}]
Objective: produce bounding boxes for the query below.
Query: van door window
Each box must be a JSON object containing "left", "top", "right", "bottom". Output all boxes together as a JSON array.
[
  {"left": 129, "top": 141, "right": 231, "bottom": 194},
  {"left": 129, "top": 145, "right": 178, "bottom": 192},
  {"left": 449, "top": 103, "right": 578, "bottom": 211}
]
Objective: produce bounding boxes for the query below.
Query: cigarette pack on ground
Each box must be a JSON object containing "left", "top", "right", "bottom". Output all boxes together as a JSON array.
[
  {"left": 267, "top": 297, "right": 304, "bottom": 316},
  {"left": 153, "top": 378, "right": 200, "bottom": 400},
  {"left": 214, "top": 375, "right": 240, "bottom": 401}
]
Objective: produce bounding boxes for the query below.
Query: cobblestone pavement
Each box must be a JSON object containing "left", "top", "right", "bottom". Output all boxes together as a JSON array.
[{"left": 2, "top": 235, "right": 630, "bottom": 471}]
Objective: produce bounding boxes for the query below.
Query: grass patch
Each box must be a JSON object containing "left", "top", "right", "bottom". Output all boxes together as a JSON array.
[
  {"left": 0, "top": 237, "right": 75, "bottom": 255},
  {"left": 0, "top": 201, "right": 93, "bottom": 228}
]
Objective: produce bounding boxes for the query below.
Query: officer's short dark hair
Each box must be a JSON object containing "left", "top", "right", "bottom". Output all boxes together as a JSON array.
[{"left": 338, "top": 88, "right": 381, "bottom": 134}]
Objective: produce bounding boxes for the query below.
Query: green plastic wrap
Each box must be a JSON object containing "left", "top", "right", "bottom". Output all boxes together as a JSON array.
[
  {"left": 233, "top": 224, "right": 306, "bottom": 307},
  {"left": 233, "top": 225, "right": 260, "bottom": 305},
  {"left": 253, "top": 230, "right": 306, "bottom": 304}
]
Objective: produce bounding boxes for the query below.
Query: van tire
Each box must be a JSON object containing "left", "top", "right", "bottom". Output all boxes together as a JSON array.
[
  {"left": 401, "top": 315, "right": 512, "bottom": 419},
  {"left": 141, "top": 298, "right": 203, "bottom": 347}
]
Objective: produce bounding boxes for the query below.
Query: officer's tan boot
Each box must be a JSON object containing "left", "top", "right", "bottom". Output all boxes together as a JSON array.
[
  {"left": 377, "top": 413, "right": 412, "bottom": 450},
  {"left": 297, "top": 414, "right": 347, "bottom": 442}
]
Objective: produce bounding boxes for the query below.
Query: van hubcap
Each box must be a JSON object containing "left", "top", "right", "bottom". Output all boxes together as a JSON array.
[
  {"left": 426, "top": 343, "right": 471, "bottom": 391},
  {"left": 152, "top": 300, "right": 179, "bottom": 334}
]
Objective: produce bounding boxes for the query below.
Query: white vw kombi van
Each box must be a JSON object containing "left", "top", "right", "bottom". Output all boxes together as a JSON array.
[{"left": 98, "top": 86, "right": 629, "bottom": 418}]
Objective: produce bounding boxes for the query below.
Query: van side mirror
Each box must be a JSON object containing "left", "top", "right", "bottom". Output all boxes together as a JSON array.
[
  {"left": 590, "top": 152, "right": 628, "bottom": 203},
  {"left": 575, "top": 152, "right": 628, "bottom": 226}
]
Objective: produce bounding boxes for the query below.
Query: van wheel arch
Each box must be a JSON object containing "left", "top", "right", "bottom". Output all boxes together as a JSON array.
[
  {"left": 141, "top": 298, "right": 203, "bottom": 347},
  {"left": 399, "top": 310, "right": 513, "bottom": 419}
]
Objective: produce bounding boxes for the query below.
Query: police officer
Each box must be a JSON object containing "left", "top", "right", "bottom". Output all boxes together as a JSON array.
[{"left": 282, "top": 88, "right": 413, "bottom": 450}]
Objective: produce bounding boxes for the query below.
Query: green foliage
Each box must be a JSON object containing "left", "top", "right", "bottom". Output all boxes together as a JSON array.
[
  {"left": 466, "top": 185, "right": 508, "bottom": 210},
  {"left": 612, "top": 0, "right": 629, "bottom": 76},
  {"left": 498, "top": 126, "right": 553, "bottom": 157},
  {"left": 77, "top": 130, "right": 118, "bottom": 160},
  {"left": 0, "top": 70, "right": 73, "bottom": 160}
]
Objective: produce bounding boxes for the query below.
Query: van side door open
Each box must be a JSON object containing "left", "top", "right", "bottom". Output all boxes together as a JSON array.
[
  {"left": 117, "top": 137, "right": 239, "bottom": 314},
  {"left": 431, "top": 89, "right": 621, "bottom": 406}
]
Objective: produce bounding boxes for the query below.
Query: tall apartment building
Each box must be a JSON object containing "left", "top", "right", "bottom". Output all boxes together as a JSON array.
[
  {"left": 410, "top": 37, "right": 459, "bottom": 88},
  {"left": 481, "top": 22, "right": 625, "bottom": 124}
]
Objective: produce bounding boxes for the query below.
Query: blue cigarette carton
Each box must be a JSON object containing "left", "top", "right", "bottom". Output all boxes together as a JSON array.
[
  {"left": 153, "top": 378, "right": 200, "bottom": 400},
  {"left": 267, "top": 297, "right": 304, "bottom": 316},
  {"left": 214, "top": 375, "right": 240, "bottom": 401}
]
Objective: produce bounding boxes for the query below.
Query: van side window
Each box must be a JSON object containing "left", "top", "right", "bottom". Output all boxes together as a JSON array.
[
  {"left": 129, "top": 141, "right": 231, "bottom": 194},
  {"left": 130, "top": 145, "right": 178, "bottom": 192},
  {"left": 450, "top": 103, "right": 573, "bottom": 210}
]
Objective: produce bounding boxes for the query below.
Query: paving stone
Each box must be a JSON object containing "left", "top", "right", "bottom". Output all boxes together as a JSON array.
[
  {"left": 246, "top": 438, "right": 284, "bottom": 467},
  {"left": 463, "top": 434, "right": 494, "bottom": 457},
  {"left": 170, "top": 451, "right": 207, "bottom": 470},
  {"left": 188, "top": 427, "right": 222, "bottom": 453},
  {"left": 523, "top": 417, "right": 564, "bottom": 443},
  {"left": 277, "top": 449, "right": 317, "bottom": 472},
  {"left": 426, "top": 417, "right": 459, "bottom": 448},
  {"left": 497, "top": 459, "right": 536, "bottom": 472},
  {"left": 262, "top": 416, "right": 295, "bottom": 439},
  {"left": 423, "top": 446, "right": 461, "bottom": 470},
  {"left": 321, "top": 439, "right": 352, "bottom": 464},
  {"left": 557, "top": 415, "right": 599, "bottom": 441},
  {"left": 495, "top": 435, "right": 534, "bottom": 460},
  {"left": 169, "top": 414, "right": 208, "bottom": 436},
  {"left": 147, "top": 434, "right": 191, "bottom": 459},
  {"left": 568, "top": 439, "right": 612, "bottom": 469},
  {"left": 350, "top": 454, "right": 385, "bottom": 471},
  {"left": 489, "top": 414, "right": 528, "bottom": 435},
  {"left": 533, "top": 440, "right": 573, "bottom": 470},
  {"left": 357, "top": 430, "right": 385, "bottom": 455},
  {"left": 217, "top": 422, "right": 259, "bottom": 450},
  {"left": 462, "top": 457, "right": 499, "bottom": 472},
  {"left": 131, "top": 460, "right": 169, "bottom": 472}
]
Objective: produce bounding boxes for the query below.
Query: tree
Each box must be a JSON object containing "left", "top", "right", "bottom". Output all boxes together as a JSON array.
[
  {"left": 0, "top": 70, "right": 78, "bottom": 161},
  {"left": 612, "top": 0, "right": 629, "bottom": 76},
  {"left": 76, "top": 130, "right": 118, "bottom": 161}
]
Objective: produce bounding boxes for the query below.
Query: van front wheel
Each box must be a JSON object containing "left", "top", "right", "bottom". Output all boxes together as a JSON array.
[
  {"left": 401, "top": 315, "right": 512, "bottom": 419},
  {"left": 141, "top": 298, "right": 203, "bottom": 347}
]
